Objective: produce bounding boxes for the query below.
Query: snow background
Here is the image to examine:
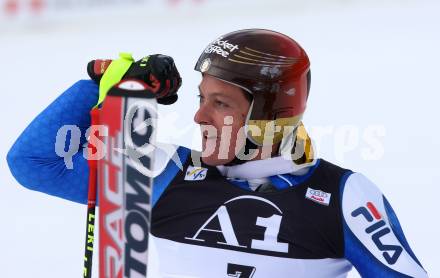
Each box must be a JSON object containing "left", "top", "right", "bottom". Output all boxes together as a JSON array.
[{"left": 0, "top": 0, "right": 439, "bottom": 277}]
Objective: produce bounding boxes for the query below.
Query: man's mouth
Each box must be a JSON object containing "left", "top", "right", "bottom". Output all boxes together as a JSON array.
[
  {"left": 203, "top": 131, "right": 217, "bottom": 140},
  {"left": 203, "top": 134, "right": 217, "bottom": 140}
]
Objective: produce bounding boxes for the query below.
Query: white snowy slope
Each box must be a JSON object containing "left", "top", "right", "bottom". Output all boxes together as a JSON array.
[{"left": 0, "top": 1, "right": 438, "bottom": 277}]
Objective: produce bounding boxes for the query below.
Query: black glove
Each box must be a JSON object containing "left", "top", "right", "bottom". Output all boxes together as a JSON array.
[{"left": 87, "top": 54, "right": 182, "bottom": 105}]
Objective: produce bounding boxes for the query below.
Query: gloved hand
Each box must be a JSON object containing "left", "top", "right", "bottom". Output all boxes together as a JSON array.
[{"left": 87, "top": 54, "right": 182, "bottom": 105}]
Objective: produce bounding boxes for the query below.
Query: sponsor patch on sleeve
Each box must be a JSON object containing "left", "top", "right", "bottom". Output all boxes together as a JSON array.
[
  {"left": 184, "top": 166, "right": 208, "bottom": 181},
  {"left": 305, "top": 187, "right": 331, "bottom": 206}
]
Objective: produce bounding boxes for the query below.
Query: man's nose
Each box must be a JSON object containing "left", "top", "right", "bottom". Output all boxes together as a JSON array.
[{"left": 194, "top": 103, "right": 211, "bottom": 125}]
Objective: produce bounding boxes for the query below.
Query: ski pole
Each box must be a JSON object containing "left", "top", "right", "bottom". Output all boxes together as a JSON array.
[{"left": 83, "top": 108, "right": 100, "bottom": 278}]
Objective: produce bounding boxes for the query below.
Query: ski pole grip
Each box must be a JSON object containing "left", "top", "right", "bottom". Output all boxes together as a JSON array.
[
  {"left": 87, "top": 53, "right": 181, "bottom": 107},
  {"left": 87, "top": 59, "right": 112, "bottom": 83},
  {"left": 87, "top": 53, "right": 135, "bottom": 108}
]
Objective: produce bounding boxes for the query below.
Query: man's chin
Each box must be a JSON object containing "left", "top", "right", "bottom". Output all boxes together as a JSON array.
[{"left": 201, "top": 154, "right": 234, "bottom": 166}]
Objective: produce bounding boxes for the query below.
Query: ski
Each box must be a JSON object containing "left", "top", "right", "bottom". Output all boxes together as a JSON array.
[{"left": 96, "top": 58, "right": 158, "bottom": 278}]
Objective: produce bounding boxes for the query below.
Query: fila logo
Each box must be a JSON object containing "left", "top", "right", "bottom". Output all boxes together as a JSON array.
[
  {"left": 185, "top": 195, "right": 289, "bottom": 254},
  {"left": 305, "top": 187, "right": 331, "bottom": 206},
  {"left": 184, "top": 166, "right": 208, "bottom": 181},
  {"left": 351, "top": 202, "right": 403, "bottom": 265}
]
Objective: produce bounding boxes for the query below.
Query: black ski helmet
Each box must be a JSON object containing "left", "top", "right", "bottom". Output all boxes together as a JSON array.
[{"left": 194, "top": 29, "right": 311, "bottom": 146}]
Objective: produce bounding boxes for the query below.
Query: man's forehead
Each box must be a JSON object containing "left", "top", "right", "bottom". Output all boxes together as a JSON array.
[
  {"left": 199, "top": 74, "right": 241, "bottom": 89},
  {"left": 198, "top": 85, "right": 234, "bottom": 98}
]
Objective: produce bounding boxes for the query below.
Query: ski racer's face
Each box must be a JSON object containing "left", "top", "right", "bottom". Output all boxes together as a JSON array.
[{"left": 194, "top": 75, "right": 251, "bottom": 166}]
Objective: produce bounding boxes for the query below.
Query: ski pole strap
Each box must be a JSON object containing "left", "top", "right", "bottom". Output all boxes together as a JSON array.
[{"left": 94, "top": 52, "right": 134, "bottom": 108}]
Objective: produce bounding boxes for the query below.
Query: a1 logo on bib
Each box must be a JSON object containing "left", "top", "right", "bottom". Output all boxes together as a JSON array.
[
  {"left": 185, "top": 166, "right": 208, "bottom": 181},
  {"left": 305, "top": 187, "right": 331, "bottom": 206}
]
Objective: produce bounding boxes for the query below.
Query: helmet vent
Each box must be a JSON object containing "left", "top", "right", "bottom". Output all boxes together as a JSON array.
[{"left": 229, "top": 47, "right": 298, "bottom": 68}]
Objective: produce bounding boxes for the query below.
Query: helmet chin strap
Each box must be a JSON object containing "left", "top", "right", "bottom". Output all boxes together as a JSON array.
[
  {"left": 225, "top": 138, "right": 259, "bottom": 166},
  {"left": 227, "top": 121, "right": 315, "bottom": 166},
  {"left": 226, "top": 128, "right": 293, "bottom": 166}
]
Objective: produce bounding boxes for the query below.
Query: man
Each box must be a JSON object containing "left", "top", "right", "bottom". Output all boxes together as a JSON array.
[{"left": 7, "top": 29, "right": 428, "bottom": 277}]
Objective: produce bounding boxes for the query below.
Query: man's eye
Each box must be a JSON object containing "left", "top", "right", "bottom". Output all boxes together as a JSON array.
[
  {"left": 198, "top": 94, "right": 204, "bottom": 103},
  {"left": 215, "top": 100, "right": 229, "bottom": 108}
]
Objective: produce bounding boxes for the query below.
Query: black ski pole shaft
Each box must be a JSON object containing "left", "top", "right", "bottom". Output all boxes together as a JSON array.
[{"left": 83, "top": 108, "right": 100, "bottom": 278}]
